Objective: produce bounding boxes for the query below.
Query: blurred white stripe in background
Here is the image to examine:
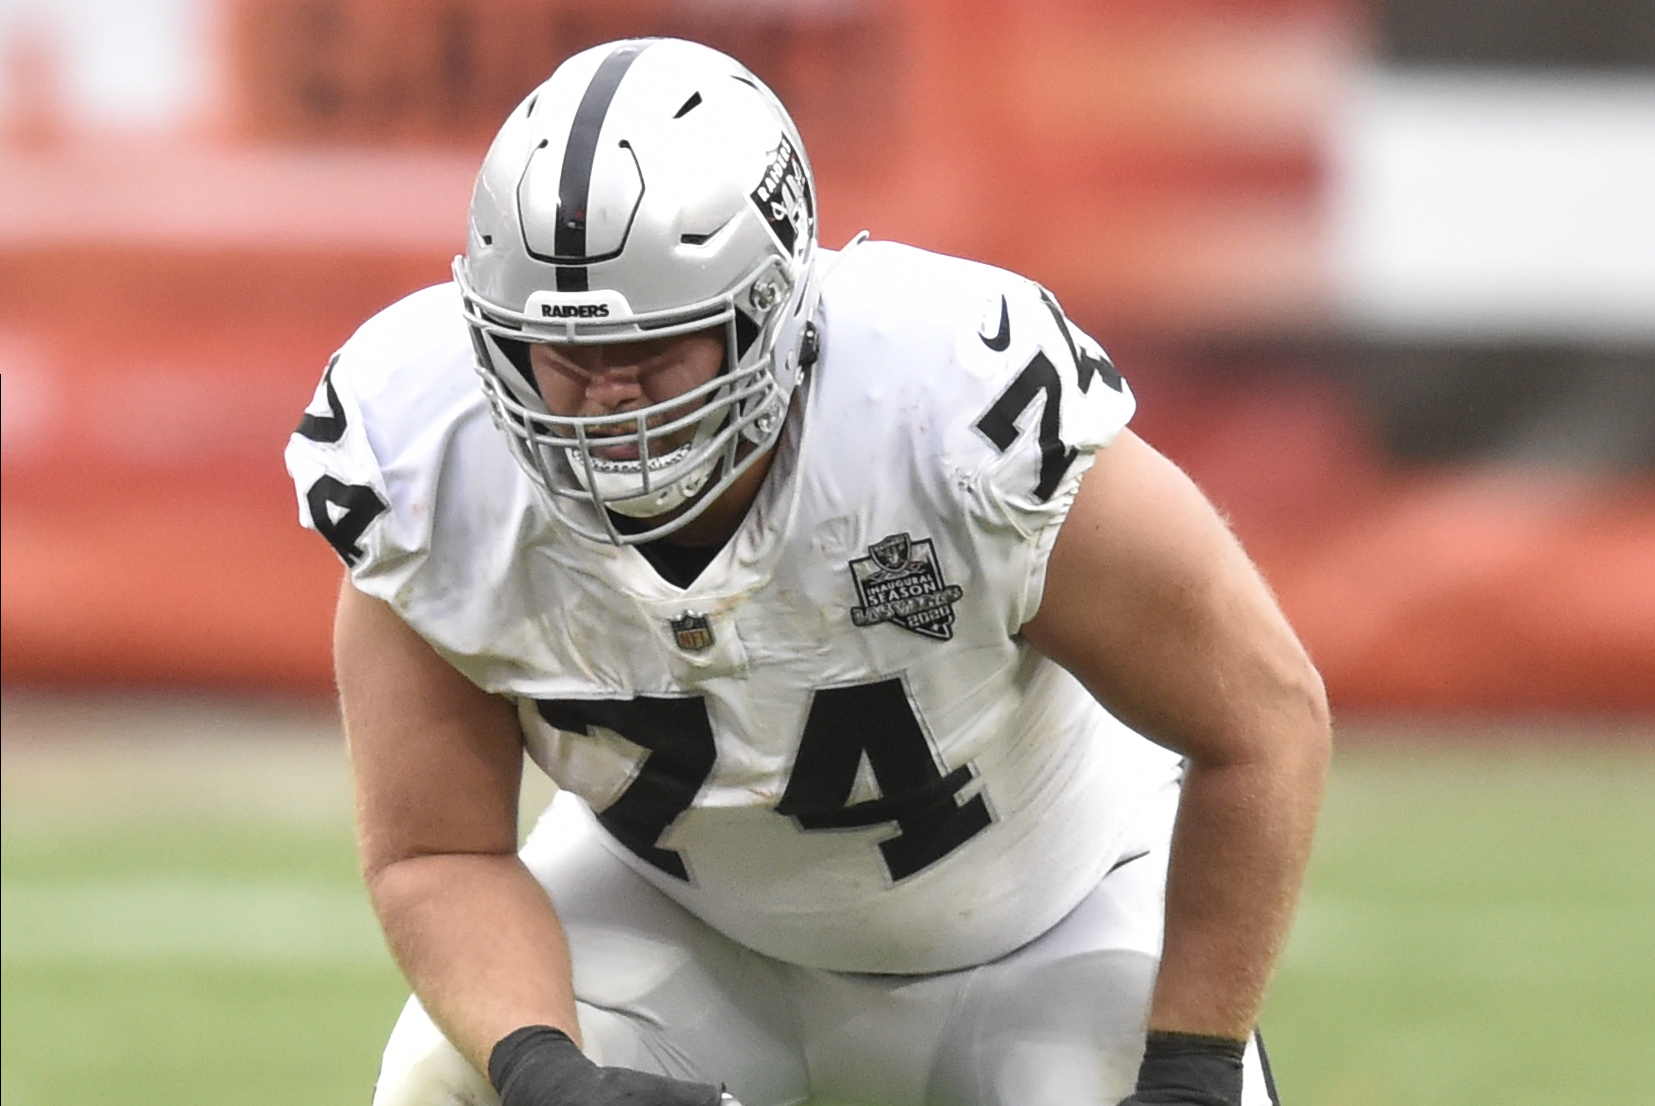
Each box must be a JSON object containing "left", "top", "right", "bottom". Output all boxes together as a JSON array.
[
  {"left": 0, "top": 0, "right": 217, "bottom": 132},
  {"left": 1329, "top": 68, "right": 1655, "bottom": 342},
  {"left": 0, "top": 879, "right": 388, "bottom": 965}
]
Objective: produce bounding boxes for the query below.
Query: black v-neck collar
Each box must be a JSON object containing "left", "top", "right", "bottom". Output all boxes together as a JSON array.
[{"left": 632, "top": 536, "right": 722, "bottom": 589}]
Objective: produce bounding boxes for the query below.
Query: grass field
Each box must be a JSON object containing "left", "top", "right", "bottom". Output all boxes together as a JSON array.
[{"left": 3, "top": 695, "right": 1652, "bottom": 1106}]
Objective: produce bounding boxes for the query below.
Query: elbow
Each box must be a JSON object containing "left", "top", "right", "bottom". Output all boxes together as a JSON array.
[
  {"left": 1212, "top": 647, "right": 1331, "bottom": 779},
  {"left": 359, "top": 845, "right": 524, "bottom": 931},
  {"left": 1286, "top": 655, "right": 1333, "bottom": 780},
  {"left": 358, "top": 836, "right": 517, "bottom": 901},
  {"left": 357, "top": 824, "right": 419, "bottom": 891},
  {"left": 359, "top": 843, "right": 418, "bottom": 907}
]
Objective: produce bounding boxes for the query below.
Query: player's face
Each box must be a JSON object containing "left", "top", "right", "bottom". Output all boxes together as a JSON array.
[{"left": 529, "top": 330, "right": 726, "bottom": 461}]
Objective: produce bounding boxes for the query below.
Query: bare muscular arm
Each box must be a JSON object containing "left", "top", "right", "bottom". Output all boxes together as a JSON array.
[
  {"left": 334, "top": 580, "right": 583, "bottom": 1072},
  {"left": 1021, "top": 429, "right": 1331, "bottom": 1040}
]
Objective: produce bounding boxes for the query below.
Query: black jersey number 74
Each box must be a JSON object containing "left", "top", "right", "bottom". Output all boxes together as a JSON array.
[{"left": 534, "top": 677, "right": 993, "bottom": 884}]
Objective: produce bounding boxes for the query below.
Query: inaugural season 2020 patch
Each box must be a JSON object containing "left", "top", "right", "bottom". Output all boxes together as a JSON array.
[{"left": 848, "top": 533, "right": 964, "bottom": 641}]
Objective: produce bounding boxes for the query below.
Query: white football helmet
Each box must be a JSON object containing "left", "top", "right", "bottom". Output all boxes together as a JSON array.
[{"left": 455, "top": 37, "right": 822, "bottom": 545}]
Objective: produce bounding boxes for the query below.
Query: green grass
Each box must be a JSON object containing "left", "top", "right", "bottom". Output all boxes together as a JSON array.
[
  {"left": 1, "top": 716, "right": 405, "bottom": 1106},
  {"left": 3, "top": 700, "right": 1652, "bottom": 1105},
  {"left": 1262, "top": 736, "right": 1655, "bottom": 1105}
]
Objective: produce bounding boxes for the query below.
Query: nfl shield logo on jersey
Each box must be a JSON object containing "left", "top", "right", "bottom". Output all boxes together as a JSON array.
[
  {"left": 848, "top": 532, "right": 965, "bottom": 641},
  {"left": 670, "top": 612, "right": 715, "bottom": 652}
]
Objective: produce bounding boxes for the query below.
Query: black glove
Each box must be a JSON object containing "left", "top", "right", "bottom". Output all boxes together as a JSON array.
[
  {"left": 489, "top": 1025, "right": 723, "bottom": 1106},
  {"left": 1117, "top": 1030, "right": 1247, "bottom": 1106}
]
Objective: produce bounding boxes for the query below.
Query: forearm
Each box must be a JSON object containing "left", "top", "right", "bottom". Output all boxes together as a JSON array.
[
  {"left": 1148, "top": 730, "right": 1328, "bottom": 1040},
  {"left": 367, "top": 850, "right": 583, "bottom": 1073}
]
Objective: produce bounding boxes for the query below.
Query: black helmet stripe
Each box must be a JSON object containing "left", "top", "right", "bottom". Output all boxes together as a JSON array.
[{"left": 555, "top": 41, "right": 651, "bottom": 292}]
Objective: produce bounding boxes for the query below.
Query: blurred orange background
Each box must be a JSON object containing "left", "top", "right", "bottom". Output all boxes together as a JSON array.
[{"left": 3, "top": 0, "right": 1652, "bottom": 714}]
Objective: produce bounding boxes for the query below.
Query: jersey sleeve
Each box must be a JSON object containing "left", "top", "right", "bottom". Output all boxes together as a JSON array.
[
  {"left": 950, "top": 274, "right": 1137, "bottom": 627},
  {"left": 282, "top": 285, "right": 474, "bottom": 597},
  {"left": 285, "top": 350, "right": 398, "bottom": 577}
]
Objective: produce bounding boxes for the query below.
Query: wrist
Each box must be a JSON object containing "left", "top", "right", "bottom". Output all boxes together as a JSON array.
[
  {"left": 1144, "top": 1029, "right": 1247, "bottom": 1053},
  {"left": 1129, "top": 1030, "right": 1247, "bottom": 1106},
  {"left": 488, "top": 1023, "right": 721, "bottom": 1106},
  {"left": 489, "top": 1025, "right": 590, "bottom": 1101}
]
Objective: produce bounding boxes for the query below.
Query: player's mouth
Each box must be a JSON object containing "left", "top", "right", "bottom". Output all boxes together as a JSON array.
[
  {"left": 583, "top": 408, "right": 698, "bottom": 463},
  {"left": 568, "top": 440, "right": 693, "bottom": 478},
  {"left": 592, "top": 440, "right": 641, "bottom": 462}
]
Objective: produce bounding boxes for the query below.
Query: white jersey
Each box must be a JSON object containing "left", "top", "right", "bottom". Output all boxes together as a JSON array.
[{"left": 286, "top": 240, "right": 1182, "bottom": 974}]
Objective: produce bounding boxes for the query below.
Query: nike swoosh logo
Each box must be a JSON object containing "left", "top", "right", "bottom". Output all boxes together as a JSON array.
[{"left": 979, "top": 295, "right": 1010, "bottom": 351}]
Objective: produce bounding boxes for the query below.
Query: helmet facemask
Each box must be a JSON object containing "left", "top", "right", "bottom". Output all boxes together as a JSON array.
[{"left": 456, "top": 38, "right": 821, "bottom": 546}]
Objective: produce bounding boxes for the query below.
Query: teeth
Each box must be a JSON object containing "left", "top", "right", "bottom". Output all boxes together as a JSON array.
[{"left": 569, "top": 443, "right": 693, "bottom": 475}]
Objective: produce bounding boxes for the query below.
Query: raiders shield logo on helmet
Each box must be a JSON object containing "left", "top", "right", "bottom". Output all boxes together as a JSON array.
[{"left": 749, "top": 136, "right": 814, "bottom": 257}]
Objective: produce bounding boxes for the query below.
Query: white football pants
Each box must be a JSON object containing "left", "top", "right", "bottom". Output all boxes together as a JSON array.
[{"left": 372, "top": 782, "right": 1280, "bottom": 1106}]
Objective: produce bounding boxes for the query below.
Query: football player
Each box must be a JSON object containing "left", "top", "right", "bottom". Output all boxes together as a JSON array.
[{"left": 286, "top": 37, "right": 1329, "bottom": 1106}]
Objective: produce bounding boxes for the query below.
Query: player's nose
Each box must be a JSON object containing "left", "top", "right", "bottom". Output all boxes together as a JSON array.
[
  {"left": 580, "top": 368, "right": 645, "bottom": 414},
  {"left": 584, "top": 367, "right": 638, "bottom": 393}
]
